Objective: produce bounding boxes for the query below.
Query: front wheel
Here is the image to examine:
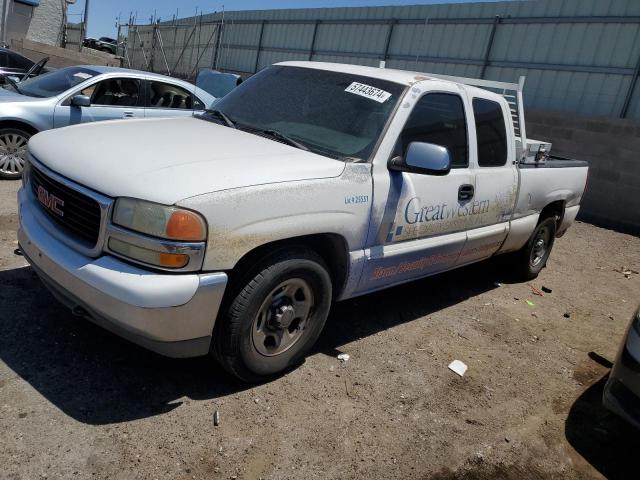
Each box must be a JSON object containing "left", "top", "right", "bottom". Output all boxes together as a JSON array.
[
  {"left": 0, "top": 128, "right": 31, "bottom": 180},
  {"left": 512, "top": 217, "right": 557, "bottom": 280},
  {"left": 212, "top": 248, "right": 332, "bottom": 382}
]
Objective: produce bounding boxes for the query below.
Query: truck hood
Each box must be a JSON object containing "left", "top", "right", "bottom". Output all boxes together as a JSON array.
[{"left": 28, "top": 117, "right": 346, "bottom": 204}]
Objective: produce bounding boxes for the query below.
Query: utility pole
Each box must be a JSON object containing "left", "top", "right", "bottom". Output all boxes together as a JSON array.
[
  {"left": 80, "top": 0, "right": 91, "bottom": 51},
  {"left": 1, "top": 0, "right": 10, "bottom": 47},
  {"left": 116, "top": 13, "right": 122, "bottom": 56}
]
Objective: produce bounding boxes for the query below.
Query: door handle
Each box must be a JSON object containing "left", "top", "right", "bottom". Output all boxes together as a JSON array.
[
  {"left": 123, "top": 111, "right": 134, "bottom": 118},
  {"left": 458, "top": 184, "right": 475, "bottom": 201}
]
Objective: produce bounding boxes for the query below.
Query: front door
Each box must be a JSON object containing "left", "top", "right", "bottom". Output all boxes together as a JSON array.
[
  {"left": 357, "top": 88, "right": 476, "bottom": 294},
  {"left": 53, "top": 77, "right": 144, "bottom": 128}
]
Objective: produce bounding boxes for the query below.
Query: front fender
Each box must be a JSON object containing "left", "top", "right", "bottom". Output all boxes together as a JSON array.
[
  {"left": 0, "top": 105, "right": 53, "bottom": 132},
  {"left": 178, "top": 164, "right": 373, "bottom": 271}
]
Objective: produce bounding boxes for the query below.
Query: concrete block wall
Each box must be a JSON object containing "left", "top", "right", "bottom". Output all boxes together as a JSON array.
[
  {"left": 526, "top": 111, "right": 640, "bottom": 235},
  {"left": 12, "top": 39, "right": 121, "bottom": 68}
]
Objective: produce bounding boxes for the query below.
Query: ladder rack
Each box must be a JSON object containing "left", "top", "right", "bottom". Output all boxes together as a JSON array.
[{"left": 422, "top": 73, "right": 527, "bottom": 152}]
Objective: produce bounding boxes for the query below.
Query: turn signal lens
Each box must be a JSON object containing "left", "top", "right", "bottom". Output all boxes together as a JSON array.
[
  {"left": 159, "top": 252, "right": 189, "bottom": 268},
  {"left": 109, "top": 238, "right": 190, "bottom": 269},
  {"left": 166, "top": 210, "right": 206, "bottom": 241}
]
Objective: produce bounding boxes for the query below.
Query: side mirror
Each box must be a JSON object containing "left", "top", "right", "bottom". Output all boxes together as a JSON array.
[
  {"left": 71, "top": 94, "right": 91, "bottom": 107},
  {"left": 388, "top": 141, "right": 452, "bottom": 176}
]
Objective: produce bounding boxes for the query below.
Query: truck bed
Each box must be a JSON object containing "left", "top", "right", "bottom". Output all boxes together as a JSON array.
[{"left": 519, "top": 156, "right": 588, "bottom": 169}]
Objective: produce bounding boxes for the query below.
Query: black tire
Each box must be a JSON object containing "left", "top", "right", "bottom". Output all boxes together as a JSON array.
[
  {"left": 0, "top": 127, "right": 31, "bottom": 180},
  {"left": 512, "top": 216, "right": 557, "bottom": 280},
  {"left": 212, "top": 247, "right": 332, "bottom": 382}
]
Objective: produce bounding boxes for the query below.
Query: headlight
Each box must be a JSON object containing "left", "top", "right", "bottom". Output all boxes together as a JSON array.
[{"left": 112, "top": 198, "right": 207, "bottom": 241}]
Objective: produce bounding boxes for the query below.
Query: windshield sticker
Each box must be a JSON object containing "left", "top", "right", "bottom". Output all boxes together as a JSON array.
[
  {"left": 73, "top": 72, "right": 93, "bottom": 80},
  {"left": 345, "top": 82, "right": 392, "bottom": 103}
]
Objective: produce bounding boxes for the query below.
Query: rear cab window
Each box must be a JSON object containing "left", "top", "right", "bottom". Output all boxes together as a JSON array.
[{"left": 472, "top": 98, "right": 508, "bottom": 167}]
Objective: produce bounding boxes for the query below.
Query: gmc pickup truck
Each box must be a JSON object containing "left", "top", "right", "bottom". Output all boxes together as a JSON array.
[{"left": 17, "top": 62, "right": 588, "bottom": 381}]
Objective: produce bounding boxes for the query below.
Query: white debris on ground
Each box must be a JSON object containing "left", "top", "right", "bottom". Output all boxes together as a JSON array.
[
  {"left": 337, "top": 353, "right": 350, "bottom": 363},
  {"left": 448, "top": 360, "right": 468, "bottom": 377}
]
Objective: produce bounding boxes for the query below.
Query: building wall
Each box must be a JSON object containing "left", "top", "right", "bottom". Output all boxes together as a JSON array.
[
  {"left": 125, "top": 0, "right": 640, "bottom": 121},
  {"left": 526, "top": 111, "right": 640, "bottom": 234},
  {"left": 0, "top": 0, "right": 66, "bottom": 47},
  {"left": 26, "top": 0, "right": 65, "bottom": 46}
]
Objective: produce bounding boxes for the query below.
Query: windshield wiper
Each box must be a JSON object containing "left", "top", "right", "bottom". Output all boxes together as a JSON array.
[
  {"left": 249, "top": 128, "right": 310, "bottom": 152},
  {"left": 3, "top": 76, "right": 21, "bottom": 94},
  {"left": 202, "top": 109, "right": 236, "bottom": 129}
]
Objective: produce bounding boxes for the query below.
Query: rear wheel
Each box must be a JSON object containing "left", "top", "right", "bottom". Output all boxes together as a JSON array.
[
  {"left": 212, "top": 248, "right": 332, "bottom": 382},
  {"left": 512, "top": 217, "right": 557, "bottom": 280},
  {"left": 0, "top": 128, "right": 31, "bottom": 180}
]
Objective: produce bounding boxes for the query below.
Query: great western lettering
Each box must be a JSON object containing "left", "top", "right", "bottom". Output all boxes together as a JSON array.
[{"left": 404, "top": 196, "right": 490, "bottom": 225}]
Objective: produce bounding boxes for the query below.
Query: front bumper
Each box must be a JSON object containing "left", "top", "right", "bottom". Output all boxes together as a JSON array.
[
  {"left": 18, "top": 187, "right": 228, "bottom": 358},
  {"left": 603, "top": 326, "right": 640, "bottom": 429}
]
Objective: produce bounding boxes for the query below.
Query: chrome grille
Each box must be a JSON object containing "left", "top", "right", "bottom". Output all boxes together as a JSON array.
[{"left": 30, "top": 165, "right": 102, "bottom": 247}]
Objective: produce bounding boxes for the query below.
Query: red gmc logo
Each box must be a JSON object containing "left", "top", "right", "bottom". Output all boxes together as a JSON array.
[{"left": 37, "top": 185, "right": 64, "bottom": 217}]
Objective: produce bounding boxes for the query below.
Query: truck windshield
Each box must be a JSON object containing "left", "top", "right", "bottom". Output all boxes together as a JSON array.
[
  {"left": 210, "top": 66, "right": 404, "bottom": 161},
  {"left": 15, "top": 67, "right": 98, "bottom": 98}
]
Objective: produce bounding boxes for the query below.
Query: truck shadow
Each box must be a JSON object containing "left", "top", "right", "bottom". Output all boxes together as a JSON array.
[
  {"left": 0, "top": 261, "right": 501, "bottom": 425},
  {"left": 565, "top": 375, "right": 640, "bottom": 480}
]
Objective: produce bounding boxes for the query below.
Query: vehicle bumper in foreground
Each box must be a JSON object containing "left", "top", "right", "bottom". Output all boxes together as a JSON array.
[
  {"left": 18, "top": 187, "right": 227, "bottom": 358},
  {"left": 603, "top": 326, "right": 640, "bottom": 430}
]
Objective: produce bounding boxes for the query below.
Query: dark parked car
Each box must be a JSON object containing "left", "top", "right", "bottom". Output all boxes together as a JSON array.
[
  {"left": 0, "top": 48, "right": 49, "bottom": 85},
  {"left": 604, "top": 305, "right": 640, "bottom": 429},
  {"left": 83, "top": 37, "right": 118, "bottom": 55}
]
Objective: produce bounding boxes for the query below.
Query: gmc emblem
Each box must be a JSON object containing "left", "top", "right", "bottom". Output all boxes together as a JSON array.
[{"left": 37, "top": 185, "right": 65, "bottom": 217}]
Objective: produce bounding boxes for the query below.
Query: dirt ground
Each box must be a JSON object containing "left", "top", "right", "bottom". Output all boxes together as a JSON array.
[{"left": 0, "top": 179, "right": 639, "bottom": 480}]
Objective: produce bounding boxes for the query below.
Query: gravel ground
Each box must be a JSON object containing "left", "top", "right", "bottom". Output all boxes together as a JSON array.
[{"left": 0, "top": 178, "right": 639, "bottom": 480}]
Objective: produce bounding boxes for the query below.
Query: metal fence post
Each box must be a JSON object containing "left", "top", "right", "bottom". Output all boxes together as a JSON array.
[
  {"left": 130, "top": 26, "right": 137, "bottom": 69},
  {"left": 213, "top": 21, "right": 224, "bottom": 69},
  {"left": 308, "top": 20, "right": 319, "bottom": 61},
  {"left": 171, "top": 26, "right": 196, "bottom": 74},
  {"left": 480, "top": 15, "right": 500, "bottom": 79},
  {"left": 382, "top": 19, "right": 397, "bottom": 62},
  {"left": 621, "top": 52, "right": 640, "bottom": 118},
  {"left": 150, "top": 22, "right": 158, "bottom": 72},
  {"left": 254, "top": 20, "right": 265, "bottom": 73},
  {"left": 116, "top": 22, "right": 122, "bottom": 56}
]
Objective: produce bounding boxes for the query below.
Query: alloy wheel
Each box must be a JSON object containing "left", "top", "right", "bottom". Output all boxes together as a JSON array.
[{"left": 0, "top": 132, "right": 29, "bottom": 176}]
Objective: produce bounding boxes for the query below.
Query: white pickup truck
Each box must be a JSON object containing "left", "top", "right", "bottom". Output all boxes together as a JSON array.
[{"left": 17, "top": 62, "right": 588, "bottom": 381}]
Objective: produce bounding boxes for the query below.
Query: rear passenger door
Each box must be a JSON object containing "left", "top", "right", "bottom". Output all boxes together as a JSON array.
[
  {"left": 144, "top": 80, "right": 204, "bottom": 119},
  {"left": 455, "top": 94, "right": 517, "bottom": 266}
]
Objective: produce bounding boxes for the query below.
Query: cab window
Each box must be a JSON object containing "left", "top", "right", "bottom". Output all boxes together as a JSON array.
[
  {"left": 397, "top": 93, "right": 468, "bottom": 168},
  {"left": 473, "top": 98, "right": 508, "bottom": 167}
]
